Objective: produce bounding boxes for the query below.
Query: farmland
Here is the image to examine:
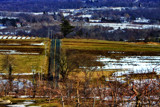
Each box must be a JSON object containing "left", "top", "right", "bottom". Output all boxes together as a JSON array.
[
  {"left": 62, "top": 39, "right": 160, "bottom": 78},
  {"left": 0, "top": 37, "right": 50, "bottom": 74},
  {"left": 0, "top": 38, "right": 159, "bottom": 106},
  {"left": 62, "top": 39, "right": 160, "bottom": 53},
  {"left": 61, "top": 39, "right": 160, "bottom": 106}
]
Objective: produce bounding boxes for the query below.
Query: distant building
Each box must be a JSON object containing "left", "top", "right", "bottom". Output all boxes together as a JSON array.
[
  {"left": 16, "top": 23, "right": 21, "bottom": 27},
  {"left": 133, "top": 18, "right": 150, "bottom": 24}
]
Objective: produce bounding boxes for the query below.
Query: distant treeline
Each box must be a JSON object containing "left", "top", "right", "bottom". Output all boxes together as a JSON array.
[
  {"left": 0, "top": 0, "right": 83, "bottom": 12},
  {"left": 0, "top": 18, "right": 19, "bottom": 27},
  {"left": 0, "top": 0, "right": 160, "bottom": 12},
  {"left": 16, "top": 25, "right": 160, "bottom": 43}
]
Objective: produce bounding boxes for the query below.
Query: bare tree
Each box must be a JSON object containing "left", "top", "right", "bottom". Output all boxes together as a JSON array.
[{"left": 2, "top": 55, "right": 15, "bottom": 92}]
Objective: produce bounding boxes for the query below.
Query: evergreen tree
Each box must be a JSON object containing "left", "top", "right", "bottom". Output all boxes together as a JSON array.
[{"left": 60, "top": 18, "right": 74, "bottom": 37}]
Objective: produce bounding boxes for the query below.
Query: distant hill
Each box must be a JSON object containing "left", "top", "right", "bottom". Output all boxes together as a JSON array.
[
  {"left": 0, "top": 0, "right": 83, "bottom": 12},
  {"left": 0, "top": 0, "right": 160, "bottom": 12}
]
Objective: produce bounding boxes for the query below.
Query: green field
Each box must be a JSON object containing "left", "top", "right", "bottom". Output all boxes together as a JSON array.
[{"left": 0, "top": 38, "right": 50, "bottom": 74}]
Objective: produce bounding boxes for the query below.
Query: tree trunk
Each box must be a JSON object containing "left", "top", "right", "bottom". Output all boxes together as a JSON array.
[{"left": 8, "top": 64, "right": 13, "bottom": 92}]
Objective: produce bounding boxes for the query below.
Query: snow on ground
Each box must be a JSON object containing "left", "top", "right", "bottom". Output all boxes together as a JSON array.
[
  {"left": 0, "top": 73, "right": 34, "bottom": 75},
  {"left": 3, "top": 36, "right": 8, "bottom": 39},
  {"left": 31, "top": 12, "right": 43, "bottom": 15},
  {"left": 86, "top": 23, "right": 160, "bottom": 30},
  {"left": 0, "top": 26, "right": 7, "bottom": 29},
  {"left": 26, "top": 37, "right": 31, "bottom": 39},
  {"left": 7, "top": 100, "right": 36, "bottom": 107},
  {"left": 22, "top": 37, "right": 26, "bottom": 39},
  {"left": 0, "top": 36, "right": 36, "bottom": 39},
  {"left": 62, "top": 13, "right": 70, "bottom": 17},
  {"left": 31, "top": 42, "right": 44, "bottom": 46},
  {"left": 97, "top": 56, "right": 160, "bottom": 76},
  {"left": 0, "top": 50, "right": 39, "bottom": 55},
  {"left": 8, "top": 36, "right": 12, "bottom": 39},
  {"left": 78, "top": 14, "right": 92, "bottom": 18}
]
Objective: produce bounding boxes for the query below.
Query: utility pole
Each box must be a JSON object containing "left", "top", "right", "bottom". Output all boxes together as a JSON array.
[
  {"left": 51, "top": 30, "right": 53, "bottom": 39},
  {"left": 48, "top": 28, "right": 50, "bottom": 38}
]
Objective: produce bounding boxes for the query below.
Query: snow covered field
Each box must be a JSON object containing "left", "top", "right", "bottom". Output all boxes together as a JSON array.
[{"left": 97, "top": 56, "right": 160, "bottom": 76}]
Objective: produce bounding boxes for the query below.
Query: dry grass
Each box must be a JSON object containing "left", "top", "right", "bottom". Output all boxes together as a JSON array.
[
  {"left": 68, "top": 70, "right": 116, "bottom": 82},
  {"left": 62, "top": 39, "right": 160, "bottom": 80},
  {"left": 62, "top": 39, "right": 160, "bottom": 53}
]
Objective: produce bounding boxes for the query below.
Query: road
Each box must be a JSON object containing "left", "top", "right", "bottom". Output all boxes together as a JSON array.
[{"left": 48, "top": 39, "right": 60, "bottom": 88}]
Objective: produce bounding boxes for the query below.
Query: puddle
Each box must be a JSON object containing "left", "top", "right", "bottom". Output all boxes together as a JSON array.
[{"left": 7, "top": 100, "right": 36, "bottom": 107}]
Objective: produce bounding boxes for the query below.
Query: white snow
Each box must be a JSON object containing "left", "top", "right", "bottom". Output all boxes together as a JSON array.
[
  {"left": 0, "top": 50, "right": 39, "bottom": 55},
  {"left": 32, "top": 37, "right": 36, "bottom": 39},
  {"left": 0, "top": 16, "right": 18, "bottom": 19},
  {"left": 3, "top": 36, "right": 8, "bottom": 39},
  {"left": 26, "top": 37, "right": 31, "bottom": 39},
  {"left": 8, "top": 36, "right": 12, "bottom": 39},
  {"left": 78, "top": 15, "right": 92, "bottom": 18},
  {"left": 17, "top": 37, "right": 22, "bottom": 39},
  {"left": 134, "top": 18, "right": 150, "bottom": 23},
  {"left": 62, "top": 13, "right": 70, "bottom": 17},
  {"left": 0, "top": 26, "right": 7, "bottom": 29},
  {"left": 7, "top": 100, "right": 35, "bottom": 107},
  {"left": 12, "top": 36, "right": 17, "bottom": 39},
  {"left": 7, "top": 105, "right": 25, "bottom": 107},
  {"left": 31, "top": 42, "right": 44, "bottom": 46},
  {"left": 31, "top": 12, "right": 43, "bottom": 15},
  {"left": 97, "top": 56, "right": 160, "bottom": 76},
  {"left": 86, "top": 23, "right": 160, "bottom": 30},
  {"left": 89, "top": 19, "right": 101, "bottom": 23},
  {"left": 22, "top": 37, "right": 26, "bottom": 39}
]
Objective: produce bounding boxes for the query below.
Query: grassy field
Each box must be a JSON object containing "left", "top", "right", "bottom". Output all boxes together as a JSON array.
[
  {"left": 62, "top": 39, "right": 160, "bottom": 53},
  {"left": 0, "top": 38, "right": 159, "bottom": 106},
  {"left": 0, "top": 55, "right": 48, "bottom": 74},
  {"left": 68, "top": 70, "right": 116, "bottom": 82},
  {"left": 0, "top": 38, "right": 50, "bottom": 74},
  {"left": 62, "top": 39, "right": 160, "bottom": 79},
  {"left": 0, "top": 38, "right": 159, "bottom": 75}
]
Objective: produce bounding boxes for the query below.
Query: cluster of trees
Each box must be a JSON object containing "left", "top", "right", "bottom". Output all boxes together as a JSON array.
[
  {"left": 13, "top": 23, "right": 160, "bottom": 42},
  {"left": 0, "top": 0, "right": 83, "bottom": 12},
  {"left": 85, "top": 0, "right": 160, "bottom": 8},
  {"left": 0, "top": 18, "right": 20, "bottom": 27},
  {"left": 90, "top": 8, "right": 160, "bottom": 23},
  {"left": 63, "top": 25, "right": 160, "bottom": 42}
]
